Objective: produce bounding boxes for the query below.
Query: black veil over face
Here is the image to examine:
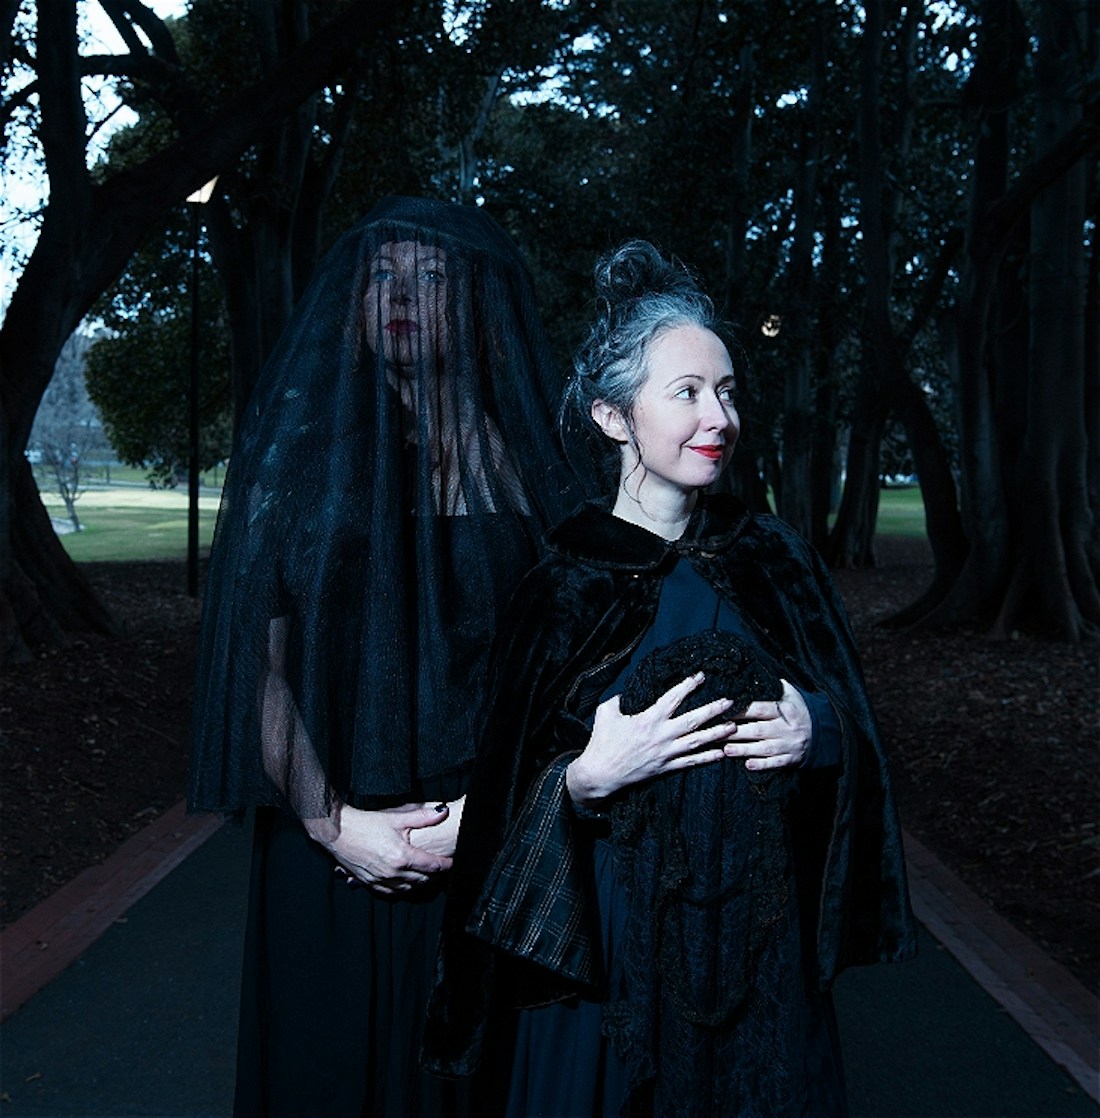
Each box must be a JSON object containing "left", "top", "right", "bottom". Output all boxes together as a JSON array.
[{"left": 189, "top": 197, "right": 581, "bottom": 818}]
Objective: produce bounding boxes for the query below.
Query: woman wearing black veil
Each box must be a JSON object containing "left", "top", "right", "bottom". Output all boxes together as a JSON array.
[{"left": 188, "top": 196, "right": 579, "bottom": 1116}]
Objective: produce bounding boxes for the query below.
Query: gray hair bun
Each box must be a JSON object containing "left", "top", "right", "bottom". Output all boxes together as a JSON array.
[
  {"left": 594, "top": 239, "right": 711, "bottom": 323},
  {"left": 572, "top": 240, "right": 716, "bottom": 394},
  {"left": 559, "top": 239, "right": 723, "bottom": 477}
]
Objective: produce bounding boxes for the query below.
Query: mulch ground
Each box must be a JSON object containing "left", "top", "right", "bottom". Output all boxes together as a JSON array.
[{"left": 2, "top": 541, "right": 1097, "bottom": 996}]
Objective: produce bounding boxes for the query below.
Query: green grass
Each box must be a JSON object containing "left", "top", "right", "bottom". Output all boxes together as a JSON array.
[
  {"left": 41, "top": 486, "right": 221, "bottom": 563},
  {"left": 33, "top": 462, "right": 228, "bottom": 489},
  {"left": 39, "top": 479, "right": 928, "bottom": 563},
  {"left": 875, "top": 485, "right": 926, "bottom": 537}
]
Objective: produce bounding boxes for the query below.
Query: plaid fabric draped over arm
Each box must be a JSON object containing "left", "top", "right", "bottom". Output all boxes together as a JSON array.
[{"left": 466, "top": 751, "right": 605, "bottom": 989}]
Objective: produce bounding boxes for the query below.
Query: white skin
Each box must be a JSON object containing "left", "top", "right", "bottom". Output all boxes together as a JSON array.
[
  {"left": 566, "top": 324, "right": 811, "bottom": 809},
  {"left": 362, "top": 240, "right": 450, "bottom": 375}
]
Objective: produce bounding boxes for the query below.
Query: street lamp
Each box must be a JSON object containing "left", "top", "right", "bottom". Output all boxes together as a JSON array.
[{"left": 186, "top": 176, "right": 218, "bottom": 598}]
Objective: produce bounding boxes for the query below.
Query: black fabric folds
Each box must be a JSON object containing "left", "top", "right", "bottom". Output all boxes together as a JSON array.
[
  {"left": 188, "top": 196, "right": 580, "bottom": 823},
  {"left": 610, "top": 631, "right": 802, "bottom": 1113}
]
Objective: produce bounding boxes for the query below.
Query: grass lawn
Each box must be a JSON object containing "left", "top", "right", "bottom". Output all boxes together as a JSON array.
[
  {"left": 42, "top": 485, "right": 222, "bottom": 563},
  {"left": 39, "top": 480, "right": 927, "bottom": 563},
  {"left": 874, "top": 485, "right": 926, "bottom": 537}
]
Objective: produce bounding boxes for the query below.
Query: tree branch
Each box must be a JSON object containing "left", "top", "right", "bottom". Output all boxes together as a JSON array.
[
  {"left": 0, "top": 0, "right": 22, "bottom": 75},
  {"left": 900, "top": 227, "right": 964, "bottom": 351},
  {"left": 98, "top": 0, "right": 401, "bottom": 218},
  {"left": 36, "top": 4, "right": 90, "bottom": 210},
  {"left": 976, "top": 95, "right": 1100, "bottom": 259},
  {"left": 97, "top": 0, "right": 182, "bottom": 63}
]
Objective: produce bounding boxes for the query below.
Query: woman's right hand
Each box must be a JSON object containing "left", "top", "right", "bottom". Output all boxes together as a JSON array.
[
  {"left": 323, "top": 803, "right": 454, "bottom": 895},
  {"left": 565, "top": 673, "right": 734, "bottom": 808}
]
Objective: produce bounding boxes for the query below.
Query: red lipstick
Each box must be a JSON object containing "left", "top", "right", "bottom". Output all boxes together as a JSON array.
[{"left": 689, "top": 445, "right": 723, "bottom": 461}]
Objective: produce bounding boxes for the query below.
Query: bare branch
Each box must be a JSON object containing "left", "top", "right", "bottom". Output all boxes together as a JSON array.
[
  {"left": 97, "top": 0, "right": 182, "bottom": 63},
  {"left": 95, "top": 0, "right": 150, "bottom": 57}
]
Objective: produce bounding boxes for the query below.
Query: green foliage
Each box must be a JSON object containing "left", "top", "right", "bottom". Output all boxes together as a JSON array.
[
  {"left": 72, "top": 0, "right": 1083, "bottom": 544},
  {"left": 85, "top": 221, "right": 232, "bottom": 487}
]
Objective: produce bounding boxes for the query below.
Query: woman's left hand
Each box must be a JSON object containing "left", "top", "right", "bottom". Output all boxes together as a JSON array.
[
  {"left": 407, "top": 795, "right": 465, "bottom": 858},
  {"left": 722, "top": 679, "right": 811, "bottom": 770}
]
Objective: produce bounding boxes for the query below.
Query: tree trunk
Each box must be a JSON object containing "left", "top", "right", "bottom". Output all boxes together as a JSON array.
[
  {"left": 827, "top": 0, "right": 895, "bottom": 570},
  {"left": 211, "top": 97, "right": 322, "bottom": 423},
  {"left": 993, "top": 0, "right": 1099, "bottom": 638},
  {"left": 720, "top": 42, "right": 755, "bottom": 322},
  {"left": 809, "top": 180, "right": 842, "bottom": 552},
  {"left": 883, "top": 375, "right": 969, "bottom": 624},
  {"left": 920, "top": 0, "right": 1026, "bottom": 628},
  {"left": 0, "top": 0, "right": 399, "bottom": 663},
  {"left": 5, "top": 454, "right": 117, "bottom": 661},
  {"left": 208, "top": 5, "right": 370, "bottom": 425},
  {"left": 826, "top": 364, "right": 887, "bottom": 569},
  {"left": 778, "top": 3, "right": 827, "bottom": 538},
  {"left": 922, "top": 0, "right": 1100, "bottom": 639}
]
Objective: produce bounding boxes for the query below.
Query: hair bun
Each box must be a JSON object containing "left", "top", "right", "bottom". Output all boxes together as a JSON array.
[{"left": 594, "top": 239, "right": 700, "bottom": 314}]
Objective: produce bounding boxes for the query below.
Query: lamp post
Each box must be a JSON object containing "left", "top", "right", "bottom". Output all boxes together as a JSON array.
[{"left": 186, "top": 176, "right": 218, "bottom": 597}]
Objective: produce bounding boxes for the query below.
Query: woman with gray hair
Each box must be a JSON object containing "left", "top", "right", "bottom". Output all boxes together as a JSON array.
[{"left": 425, "top": 239, "right": 916, "bottom": 1116}]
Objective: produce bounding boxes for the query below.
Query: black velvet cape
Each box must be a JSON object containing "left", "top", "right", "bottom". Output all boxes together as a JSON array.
[{"left": 423, "top": 494, "right": 918, "bottom": 1079}]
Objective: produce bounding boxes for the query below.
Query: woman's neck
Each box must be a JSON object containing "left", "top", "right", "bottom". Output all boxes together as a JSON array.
[{"left": 611, "top": 478, "right": 698, "bottom": 541}]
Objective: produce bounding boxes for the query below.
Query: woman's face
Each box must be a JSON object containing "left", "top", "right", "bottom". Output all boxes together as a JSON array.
[
  {"left": 363, "top": 240, "right": 449, "bottom": 369},
  {"left": 595, "top": 324, "right": 740, "bottom": 497}
]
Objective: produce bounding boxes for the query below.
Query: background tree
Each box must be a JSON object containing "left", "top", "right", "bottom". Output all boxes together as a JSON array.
[
  {"left": 5, "top": 0, "right": 1097, "bottom": 657},
  {"left": 828, "top": 0, "right": 969, "bottom": 625},
  {"left": 28, "top": 330, "right": 112, "bottom": 532},
  {"left": 0, "top": 0, "right": 400, "bottom": 662},
  {"left": 928, "top": 0, "right": 1100, "bottom": 638},
  {"left": 85, "top": 216, "right": 232, "bottom": 487}
]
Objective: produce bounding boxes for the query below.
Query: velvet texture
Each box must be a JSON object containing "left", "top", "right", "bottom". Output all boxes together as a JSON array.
[{"left": 423, "top": 495, "right": 917, "bottom": 1087}]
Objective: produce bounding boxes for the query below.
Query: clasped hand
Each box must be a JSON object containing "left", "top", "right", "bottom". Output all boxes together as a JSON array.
[
  {"left": 566, "top": 674, "right": 810, "bottom": 808},
  {"left": 325, "top": 797, "right": 465, "bottom": 895}
]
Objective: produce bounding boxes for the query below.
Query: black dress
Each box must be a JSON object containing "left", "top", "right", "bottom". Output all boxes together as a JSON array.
[
  {"left": 188, "top": 197, "right": 583, "bottom": 1117},
  {"left": 233, "top": 511, "right": 527, "bottom": 1118},
  {"left": 235, "top": 776, "right": 466, "bottom": 1117},
  {"left": 501, "top": 558, "right": 848, "bottom": 1118}
]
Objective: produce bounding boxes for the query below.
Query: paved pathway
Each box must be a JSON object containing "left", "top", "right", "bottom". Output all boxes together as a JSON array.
[{"left": 1, "top": 808, "right": 1097, "bottom": 1117}]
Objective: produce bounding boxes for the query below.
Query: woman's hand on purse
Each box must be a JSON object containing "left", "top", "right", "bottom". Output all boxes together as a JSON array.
[
  {"left": 566, "top": 672, "right": 734, "bottom": 807},
  {"left": 722, "top": 679, "right": 811, "bottom": 770}
]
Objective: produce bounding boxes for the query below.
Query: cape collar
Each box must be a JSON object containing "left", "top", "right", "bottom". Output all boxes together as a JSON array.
[{"left": 548, "top": 493, "right": 754, "bottom": 572}]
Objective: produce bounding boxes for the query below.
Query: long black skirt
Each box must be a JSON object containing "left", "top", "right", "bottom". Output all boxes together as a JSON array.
[
  {"left": 504, "top": 839, "right": 848, "bottom": 1118},
  {"left": 234, "top": 802, "right": 472, "bottom": 1118}
]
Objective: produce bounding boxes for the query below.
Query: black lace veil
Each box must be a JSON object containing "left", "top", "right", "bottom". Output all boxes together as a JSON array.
[{"left": 189, "top": 196, "right": 579, "bottom": 824}]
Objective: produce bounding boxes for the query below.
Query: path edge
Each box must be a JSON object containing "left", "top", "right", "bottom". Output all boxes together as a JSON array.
[{"left": 1, "top": 800, "right": 222, "bottom": 1022}]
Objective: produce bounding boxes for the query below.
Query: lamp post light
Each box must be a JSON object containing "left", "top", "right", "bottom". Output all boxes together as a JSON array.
[{"left": 186, "top": 176, "right": 218, "bottom": 598}]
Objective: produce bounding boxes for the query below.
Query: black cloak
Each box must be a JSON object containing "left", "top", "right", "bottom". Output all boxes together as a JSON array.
[{"left": 424, "top": 495, "right": 918, "bottom": 1107}]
